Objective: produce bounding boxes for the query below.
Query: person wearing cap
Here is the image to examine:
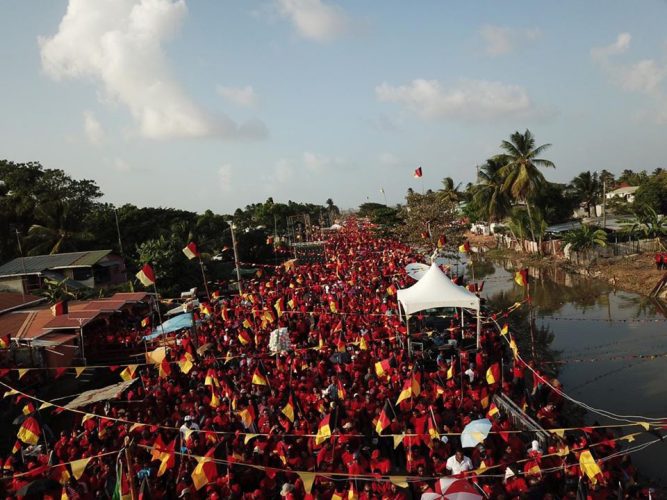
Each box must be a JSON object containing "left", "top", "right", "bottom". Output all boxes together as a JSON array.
[{"left": 504, "top": 467, "right": 528, "bottom": 497}]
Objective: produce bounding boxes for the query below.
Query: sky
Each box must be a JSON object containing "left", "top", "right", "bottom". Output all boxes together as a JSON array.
[{"left": 1, "top": 0, "right": 667, "bottom": 214}]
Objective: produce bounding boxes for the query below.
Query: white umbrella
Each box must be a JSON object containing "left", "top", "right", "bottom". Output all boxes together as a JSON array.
[
  {"left": 421, "top": 477, "right": 483, "bottom": 500},
  {"left": 461, "top": 418, "right": 492, "bottom": 448}
]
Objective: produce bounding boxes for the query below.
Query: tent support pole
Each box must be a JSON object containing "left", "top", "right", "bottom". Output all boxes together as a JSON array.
[
  {"left": 476, "top": 308, "right": 481, "bottom": 350},
  {"left": 406, "top": 314, "right": 412, "bottom": 359}
]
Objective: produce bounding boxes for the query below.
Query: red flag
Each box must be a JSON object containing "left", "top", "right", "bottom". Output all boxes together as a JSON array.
[
  {"left": 136, "top": 264, "right": 156, "bottom": 287},
  {"left": 182, "top": 242, "right": 199, "bottom": 260},
  {"left": 413, "top": 167, "right": 423, "bottom": 178}
]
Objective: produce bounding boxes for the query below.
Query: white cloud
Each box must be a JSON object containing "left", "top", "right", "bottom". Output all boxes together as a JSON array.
[
  {"left": 591, "top": 33, "right": 667, "bottom": 123},
  {"left": 479, "top": 25, "right": 541, "bottom": 56},
  {"left": 217, "top": 85, "right": 258, "bottom": 108},
  {"left": 375, "top": 78, "right": 536, "bottom": 121},
  {"left": 276, "top": 0, "right": 348, "bottom": 42},
  {"left": 218, "top": 164, "right": 233, "bottom": 192},
  {"left": 40, "top": 0, "right": 267, "bottom": 140},
  {"left": 590, "top": 32, "right": 632, "bottom": 60},
  {"left": 302, "top": 151, "right": 346, "bottom": 172},
  {"left": 83, "top": 110, "right": 105, "bottom": 144}
]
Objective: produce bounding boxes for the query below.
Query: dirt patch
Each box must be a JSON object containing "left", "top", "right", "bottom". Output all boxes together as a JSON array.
[{"left": 588, "top": 253, "right": 667, "bottom": 297}]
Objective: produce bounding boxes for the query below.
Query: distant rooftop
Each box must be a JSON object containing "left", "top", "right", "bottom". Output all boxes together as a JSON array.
[
  {"left": 608, "top": 186, "right": 639, "bottom": 195},
  {"left": 0, "top": 250, "right": 112, "bottom": 277},
  {"left": 0, "top": 292, "right": 44, "bottom": 314}
]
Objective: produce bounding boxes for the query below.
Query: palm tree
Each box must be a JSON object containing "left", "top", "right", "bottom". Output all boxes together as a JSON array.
[
  {"left": 570, "top": 171, "right": 601, "bottom": 217},
  {"left": 25, "top": 201, "right": 93, "bottom": 255},
  {"left": 438, "top": 177, "right": 462, "bottom": 204},
  {"left": 471, "top": 158, "right": 513, "bottom": 222},
  {"left": 562, "top": 224, "right": 607, "bottom": 252},
  {"left": 625, "top": 206, "right": 667, "bottom": 239},
  {"left": 496, "top": 130, "right": 555, "bottom": 241}
]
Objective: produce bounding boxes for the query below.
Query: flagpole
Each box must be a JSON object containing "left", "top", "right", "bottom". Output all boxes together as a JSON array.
[
  {"left": 152, "top": 281, "right": 167, "bottom": 350},
  {"left": 381, "top": 187, "right": 387, "bottom": 206},
  {"left": 229, "top": 219, "right": 243, "bottom": 296},
  {"left": 198, "top": 257, "right": 211, "bottom": 302}
]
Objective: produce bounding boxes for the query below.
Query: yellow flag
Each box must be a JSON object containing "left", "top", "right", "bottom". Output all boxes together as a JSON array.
[
  {"left": 244, "top": 433, "right": 259, "bottom": 445},
  {"left": 389, "top": 476, "right": 408, "bottom": 488},
  {"left": 39, "top": 402, "right": 54, "bottom": 410},
  {"left": 18, "top": 368, "right": 30, "bottom": 380},
  {"left": 579, "top": 450, "right": 602, "bottom": 483},
  {"left": 145, "top": 346, "right": 166, "bottom": 364},
  {"left": 298, "top": 471, "right": 316, "bottom": 494},
  {"left": 75, "top": 367, "right": 86, "bottom": 378},
  {"left": 393, "top": 433, "right": 405, "bottom": 449},
  {"left": 70, "top": 457, "right": 92, "bottom": 480},
  {"left": 119, "top": 365, "right": 138, "bottom": 381}
]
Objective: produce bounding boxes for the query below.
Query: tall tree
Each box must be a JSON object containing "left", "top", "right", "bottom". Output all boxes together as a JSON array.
[
  {"left": 470, "top": 158, "right": 512, "bottom": 222},
  {"left": 25, "top": 200, "right": 93, "bottom": 255},
  {"left": 570, "top": 171, "right": 601, "bottom": 217},
  {"left": 496, "top": 130, "right": 555, "bottom": 241}
]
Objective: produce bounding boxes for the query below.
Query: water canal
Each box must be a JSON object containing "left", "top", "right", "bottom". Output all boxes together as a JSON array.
[{"left": 474, "top": 258, "right": 667, "bottom": 486}]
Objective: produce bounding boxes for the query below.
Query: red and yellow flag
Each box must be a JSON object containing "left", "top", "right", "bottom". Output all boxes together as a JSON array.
[
  {"left": 375, "top": 401, "right": 392, "bottom": 434},
  {"left": 315, "top": 414, "right": 332, "bottom": 445},
  {"left": 486, "top": 363, "right": 501, "bottom": 385},
  {"left": 375, "top": 359, "right": 391, "bottom": 378},
  {"left": 135, "top": 264, "right": 156, "bottom": 287},
  {"left": 514, "top": 268, "right": 529, "bottom": 287},
  {"left": 17, "top": 416, "right": 41, "bottom": 445},
  {"left": 182, "top": 242, "right": 199, "bottom": 260},
  {"left": 191, "top": 448, "right": 217, "bottom": 490},
  {"left": 282, "top": 394, "right": 295, "bottom": 423},
  {"left": 251, "top": 367, "right": 268, "bottom": 386}
]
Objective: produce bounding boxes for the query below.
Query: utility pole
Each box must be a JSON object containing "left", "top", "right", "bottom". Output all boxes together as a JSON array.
[
  {"left": 229, "top": 220, "right": 242, "bottom": 295},
  {"left": 16, "top": 229, "right": 26, "bottom": 301},
  {"left": 602, "top": 179, "right": 607, "bottom": 229}
]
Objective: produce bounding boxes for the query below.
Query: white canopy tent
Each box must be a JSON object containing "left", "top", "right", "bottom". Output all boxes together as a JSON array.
[{"left": 397, "top": 263, "right": 481, "bottom": 351}]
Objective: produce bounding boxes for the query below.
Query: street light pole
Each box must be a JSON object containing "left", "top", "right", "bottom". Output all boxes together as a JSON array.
[{"left": 229, "top": 220, "right": 242, "bottom": 296}]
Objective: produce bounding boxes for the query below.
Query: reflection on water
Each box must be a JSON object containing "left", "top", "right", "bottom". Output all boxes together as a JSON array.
[{"left": 476, "top": 257, "right": 667, "bottom": 486}]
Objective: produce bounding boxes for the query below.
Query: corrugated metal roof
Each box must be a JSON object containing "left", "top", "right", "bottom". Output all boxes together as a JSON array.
[
  {"left": 0, "top": 250, "right": 112, "bottom": 276},
  {"left": 0, "top": 293, "right": 44, "bottom": 314}
]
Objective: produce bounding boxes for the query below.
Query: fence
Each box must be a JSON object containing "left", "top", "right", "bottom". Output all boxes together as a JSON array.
[
  {"left": 568, "top": 238, "right": 661, "bottom": 266},
  {"left": 492, "top": 393, "right": 551, "bottom": 449},
  {"left": 496, "top": 234, "right": 661, "bottom": 265}
]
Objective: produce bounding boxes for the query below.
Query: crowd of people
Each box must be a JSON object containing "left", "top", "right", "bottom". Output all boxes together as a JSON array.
[{"left": 1, "top": 220, "right": 654, "bottom": 498}]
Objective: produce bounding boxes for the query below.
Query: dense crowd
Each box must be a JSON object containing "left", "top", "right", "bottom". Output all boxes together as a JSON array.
[{"left": 1, "top": 220, "right": 652, "bottom": 499}]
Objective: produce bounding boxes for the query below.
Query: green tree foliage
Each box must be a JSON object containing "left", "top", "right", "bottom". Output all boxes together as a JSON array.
[
  {"left": 562, "top": 225, "right": 607, "bottom": 251},
  {"left": 570, "top": 171, "right": 601, "bottom": 217},
  {"left": 634, "top": 172, "right": 667, "bottom": 213},
  {"left": 396, "top": 190, "right": 462, "bottom": 247},
  {"left": 468, "top": 158, "right": 513, "bottom": 222},
  {"left": 625, "top": 206, "right": 667, "bottom": 239}
]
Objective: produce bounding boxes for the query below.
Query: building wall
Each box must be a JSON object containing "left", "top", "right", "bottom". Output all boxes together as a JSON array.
[{"left": 0, "top": 277, "right": 25, "bottom": 294}]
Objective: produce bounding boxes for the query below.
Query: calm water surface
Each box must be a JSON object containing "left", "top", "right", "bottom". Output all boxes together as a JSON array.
[{"left": 475, "top": 260, "right": 667, "bottom": 486}]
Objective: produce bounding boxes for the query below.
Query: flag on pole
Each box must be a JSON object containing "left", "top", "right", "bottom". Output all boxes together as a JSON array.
[
  {"left": 514, "top": 268, "right": 529, "bottom": 287},
  {"left": 486, "top": 363, "right": 501, "bottom": 385},
  {"left": 182, "top": 242, "right": 199, "bottom": 260},
  {"left": 487, "top": 403, "right": 500, "bottom": 419},
  {"left": 282, "top": 393, "right": 295, "bottom": 423},
  {"left": 136, "top": 264, "right": 156, "bottom": 287},
  {"left": 0, "top": 334, "right": 10, "bottom": 349},
  {"left": 140, "top": 316, "right": 151, "bottom": 328},
  {"left": 191, "top": 448, "right": 217, "bottom": 490},
  {"left": 252, "top": 367, "right": 268, "bottom": 386},
  {"left": 315, "top": 414, "right": 332, "bottom": 445},
  {"left": 437, "top": 235, "right": 447, "bottom": 248},
  {"left": 375, "top": 359, "right": 391, "bottom": 378},
  {"left": 17, "top": 416, "right": 41, "bottom": 445},
  {"left": 413, "top": 167, "right": 423, "bottom": 178},
  {"left": 375, "top": 401, "right": 393, "bottom": 434},
  {"left": 458, "top": 241, "right": 471, "bottom": 253}
]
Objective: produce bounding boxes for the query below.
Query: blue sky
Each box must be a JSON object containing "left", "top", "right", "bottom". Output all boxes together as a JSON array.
[{"left": 1, "top": 0, "right": 666, "bottom": 213}]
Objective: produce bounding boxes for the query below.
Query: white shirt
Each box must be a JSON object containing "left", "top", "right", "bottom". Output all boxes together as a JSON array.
[
  {"left": 446, "top": 454, "right": 473, "bottom": 475},
  {"left": 464, "top": 368, "right": 475, "bottom": 383}
]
